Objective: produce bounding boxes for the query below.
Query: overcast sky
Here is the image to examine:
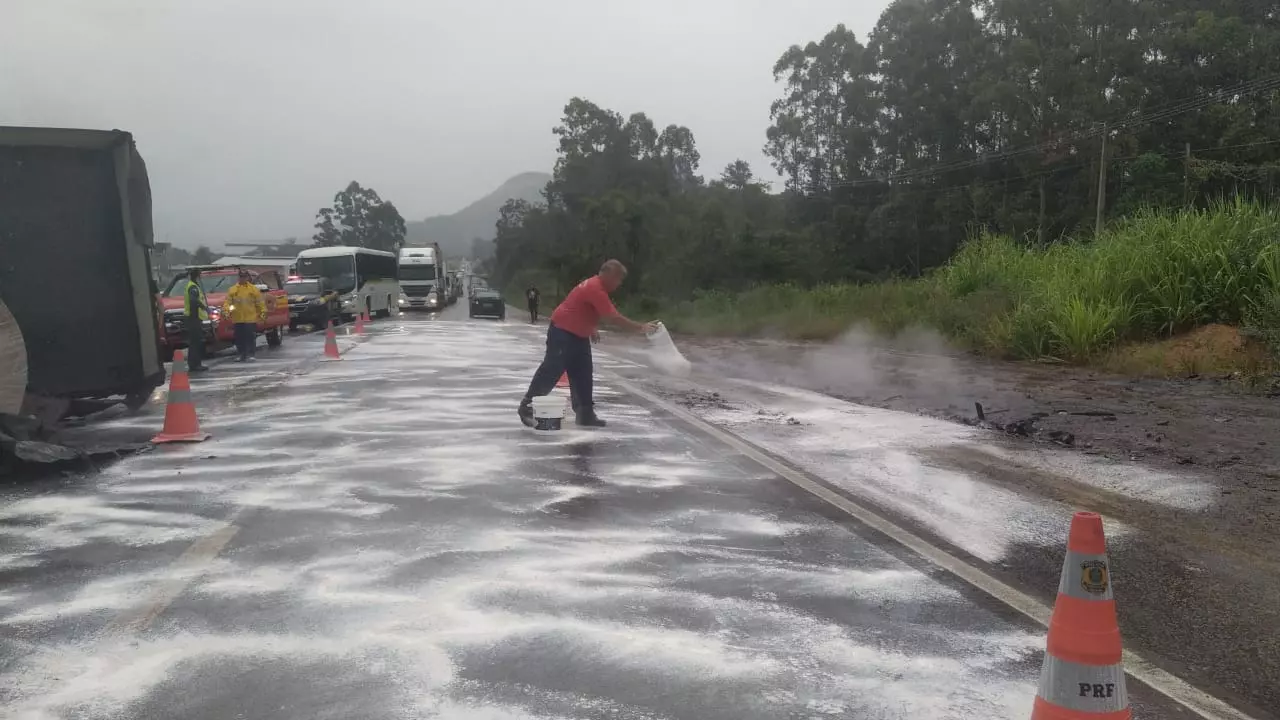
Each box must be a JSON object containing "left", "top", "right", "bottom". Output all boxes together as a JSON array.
[{"left": 2, "top": 0, "right": 886, "bottom": 248}]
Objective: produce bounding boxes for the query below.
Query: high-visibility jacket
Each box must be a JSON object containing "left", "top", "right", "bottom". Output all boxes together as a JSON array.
[
  {"left": 184, "top": 280, "right": 209, "bottom": 321},
  {"left": 224, "top": 282, "right": 267, "bottom": 324}
]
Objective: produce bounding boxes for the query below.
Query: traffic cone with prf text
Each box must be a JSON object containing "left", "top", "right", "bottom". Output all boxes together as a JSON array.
[
  {"left": 1031, "top": 511, "right": 1129, "bottom": 719},
  {"left": 355, "top": 312, "right": 365, "bottom": 335},
  {"left": 153, "top": 349, "right": 211, "bottom": 444}
]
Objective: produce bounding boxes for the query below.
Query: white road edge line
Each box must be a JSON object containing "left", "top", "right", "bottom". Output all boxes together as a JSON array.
[
  {"left": 102, "top": 510, "right": 243, "bottom": 638},
  {"left": 613, "top": 376, "right": 1258, "bottom": 720}
]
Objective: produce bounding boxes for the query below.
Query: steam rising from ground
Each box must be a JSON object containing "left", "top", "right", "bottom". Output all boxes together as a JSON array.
[{"left": 625, "top": 324, "right": 971, "bottom": 411}]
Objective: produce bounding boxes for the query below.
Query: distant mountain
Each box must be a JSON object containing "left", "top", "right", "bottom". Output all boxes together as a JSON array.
[{"left": 405, "top": 171, "right": 550, "bottom": 258}]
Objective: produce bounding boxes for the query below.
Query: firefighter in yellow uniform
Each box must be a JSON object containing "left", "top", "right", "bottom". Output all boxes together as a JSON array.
[{"left": 224, "top": 269, "right": 268, "bottom": 363}]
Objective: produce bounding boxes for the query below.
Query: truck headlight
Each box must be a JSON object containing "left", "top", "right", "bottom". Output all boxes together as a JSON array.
[
  {"left": 398, "top": 295, "right": 408, "bottom": 306},
  {"left": 341, "top": 294, "right": 355, "bottom": 307},
  {"left": 427, "top": 292, "right": 438, "bottom": 305}
]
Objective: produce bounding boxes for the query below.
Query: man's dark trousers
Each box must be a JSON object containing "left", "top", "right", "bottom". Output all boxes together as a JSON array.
[
  {"left": 528, "top": 302, "right": 539, "bottom": 323},
  {"left": 184, "top": 316, "right": 205, "bottom": 369},
  {"left": 233, "top": 322, "right": 257, "bottom": 360},
  {"left": 523, "top": 324, "right": 592, "bottom": 417}
]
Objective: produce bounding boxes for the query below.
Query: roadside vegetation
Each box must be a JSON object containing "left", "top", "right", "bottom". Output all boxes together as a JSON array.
[
  {"left": 487, "top": 0, "right": 1280, "bottom": 379},
  {"left": 655, "top": 201, "right": 1280, "bottom": 369}
]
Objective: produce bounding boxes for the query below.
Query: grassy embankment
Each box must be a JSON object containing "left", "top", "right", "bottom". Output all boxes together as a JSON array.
[{"left": 656, "top": 201, "right": 1280, "bottom": 378}]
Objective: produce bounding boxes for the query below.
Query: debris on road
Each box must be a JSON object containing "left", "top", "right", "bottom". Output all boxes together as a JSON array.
[
  {"left": 0, "top": 411, "right": 84, "bottom": 475},
  {"left": 674, "top": 389, "right": 732, "bottom": 411},
  {"left": 0, "top": 410, "right": 147, "bottom": 478}
]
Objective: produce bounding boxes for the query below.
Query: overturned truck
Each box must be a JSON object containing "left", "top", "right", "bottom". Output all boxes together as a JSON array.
[{"left": 0, "top": 126, "right": 165, "bottom": 418}]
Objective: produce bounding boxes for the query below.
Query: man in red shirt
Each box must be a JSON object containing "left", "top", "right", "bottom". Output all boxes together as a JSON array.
[{"left": 519, "top": 259, "right": 656, "bottom": 427}]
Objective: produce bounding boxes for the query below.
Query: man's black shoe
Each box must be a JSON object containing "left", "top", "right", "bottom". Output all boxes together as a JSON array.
[
  {"left": 576, "top": 413, "right": 606, "bottom": 428},
  {"left": 518, "top": 401, "right": 535, "bottom": 428}
]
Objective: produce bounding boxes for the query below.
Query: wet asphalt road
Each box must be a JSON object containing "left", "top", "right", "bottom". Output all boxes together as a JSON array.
[{"left": 0, "top": 308, "right": 1198, "bottom": 718}]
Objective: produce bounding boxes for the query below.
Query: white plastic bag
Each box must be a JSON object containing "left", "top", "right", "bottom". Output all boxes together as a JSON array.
[{"left": 646, "top": 321, "right": 692, "bottom": 377}]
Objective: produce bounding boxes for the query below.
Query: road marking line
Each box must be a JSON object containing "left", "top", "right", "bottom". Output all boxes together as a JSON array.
[
  {"left": 614, "top": 377, "right": 1259, "bottom": 720},
  {"left": 102, "top": 512, "right": 242, "bottom": 638}
]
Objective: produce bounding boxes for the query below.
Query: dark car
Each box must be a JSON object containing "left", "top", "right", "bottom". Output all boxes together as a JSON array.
[
  {"left": 285, "top": 277, "right": 342, "bottom": 330},
  {"left": 469, "top": 289, "right": 506, "bottom": 320}
]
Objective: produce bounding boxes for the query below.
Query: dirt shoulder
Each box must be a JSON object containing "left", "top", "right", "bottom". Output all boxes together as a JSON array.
[{"left": 665, "top": 331, "right": 1280, "bottom": 499}]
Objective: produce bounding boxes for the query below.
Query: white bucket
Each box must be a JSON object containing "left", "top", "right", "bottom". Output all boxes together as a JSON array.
[{"left": 531, "top": 395, "right": 564, "bottom": 432}]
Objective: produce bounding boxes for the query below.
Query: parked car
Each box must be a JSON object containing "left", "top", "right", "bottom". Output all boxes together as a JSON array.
[
  {"left": 469, "top": 289, "right": 506, "bottom": 320},
  {"left": 285, "top": 276, "right": 341, "bottom": 331},
  {"left": 158, "top": 266, "right": 289, "bottom": 361}
]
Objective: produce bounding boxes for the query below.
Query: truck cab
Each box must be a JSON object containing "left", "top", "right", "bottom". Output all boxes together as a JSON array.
[
  {"left": 398, "top": 245, "right": 446, "bottom": 311},
  {"left": 158, "top": 266, "right": 290, "bottom": 361}
]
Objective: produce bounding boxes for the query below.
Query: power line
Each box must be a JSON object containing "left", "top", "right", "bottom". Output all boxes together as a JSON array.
[
  {"left": 825, "top": 73, "right": 1280, "bottom": 189},
  {"left": 858, "top": 141, "right": 1280, "bottom": 201},
  {"left": 882, "top": 74, "right": 1280, "bottom": 183},
  {"left": 1192, "top": 137, "right": 1280, "bottom": 154}
]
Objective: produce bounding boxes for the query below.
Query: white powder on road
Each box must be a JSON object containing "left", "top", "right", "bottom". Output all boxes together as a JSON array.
[{"left": 0, "top": 320, "right": 1043, "bottom": 720}]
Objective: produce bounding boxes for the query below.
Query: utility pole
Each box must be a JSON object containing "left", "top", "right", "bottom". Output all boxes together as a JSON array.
[
  {"left": 1094, "top": 125, "right": 1108, "bottom": 237},
  {"left": 1183, "top": 142, "right": 1192, "bottom": 206}
]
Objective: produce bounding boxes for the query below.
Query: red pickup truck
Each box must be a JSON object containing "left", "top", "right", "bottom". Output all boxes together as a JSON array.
[{"left": 158, "top": 266, "right": 290, "bottom": 362}]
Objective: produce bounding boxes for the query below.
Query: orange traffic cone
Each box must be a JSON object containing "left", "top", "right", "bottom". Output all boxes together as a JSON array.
[
  {"left": 323, "top": 320, "right": 341, "bottom": 360},
  {"left": 362, "top": 307, "right": 372, "bottom": 324},
  {"left": 152, "top": 349, "right": 210, "bottom": 444},
  {"left": 1031, "top": 511, "right": 1129, "bottom": 719},
  {"left": 556, "top": 372, "right": 569, "bottom": 388},
  {"left": 354, "top": 312, "right": 365, "bottom": 335}
]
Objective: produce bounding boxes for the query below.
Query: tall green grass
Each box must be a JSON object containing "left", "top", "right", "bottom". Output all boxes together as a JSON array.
[{"left": 659, "top": 200, "right": 1280, "bottom": 363}]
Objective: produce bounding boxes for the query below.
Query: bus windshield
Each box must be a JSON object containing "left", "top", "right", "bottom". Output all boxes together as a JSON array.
[
  {"left": 296, "top": 256, "right": 356, "bottom": 293},
  {"left": 285, "top": 279, "right": 321, "bottom": 295},
  {"left": 399, "top": 264, "right": 437, "bottom": 282}
]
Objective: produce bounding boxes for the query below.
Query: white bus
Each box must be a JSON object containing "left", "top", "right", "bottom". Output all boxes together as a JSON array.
[
  {"left": 294, "top": 246, "right": 399, "bottom": 321},
  {"left": 398, "top": 244, "right": 447, "bottom": 311}
]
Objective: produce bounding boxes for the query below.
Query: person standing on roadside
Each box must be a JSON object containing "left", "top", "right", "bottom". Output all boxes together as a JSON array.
[
  {"left": 526, "top": 285, "right": 541, "bottom": 323},
  {"left": 518, "top": 260, "right": 656, "bottom": 428},
  {"left": 183, "top": 267, "right": 209, "bottom": 372},
  {"left": 223, "top": 269, "right": 267, "bottom": 363}
]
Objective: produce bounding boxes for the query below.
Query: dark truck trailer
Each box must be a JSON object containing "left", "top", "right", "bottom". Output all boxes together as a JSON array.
[{"left": 0, "top": 126, "right": 165, "bottom": 415}]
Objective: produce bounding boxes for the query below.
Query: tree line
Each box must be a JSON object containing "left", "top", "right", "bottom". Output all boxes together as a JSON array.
[
  {"left": 312, "top": 181, "right": 407, "bottom": 252},
  {"left": 492, "top": 0, "right": 1280, "bottom": 303}
]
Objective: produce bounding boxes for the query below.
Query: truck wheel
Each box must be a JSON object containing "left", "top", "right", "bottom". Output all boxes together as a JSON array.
[
  {"left": 0, "top": 298, "right": 28, "bottom": 416},
  {"left": 123, "top": 390, "right": 152, "bottom": 412},
  {"left": 266, "top": 327, "right": 283, "bottom": 348}
]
